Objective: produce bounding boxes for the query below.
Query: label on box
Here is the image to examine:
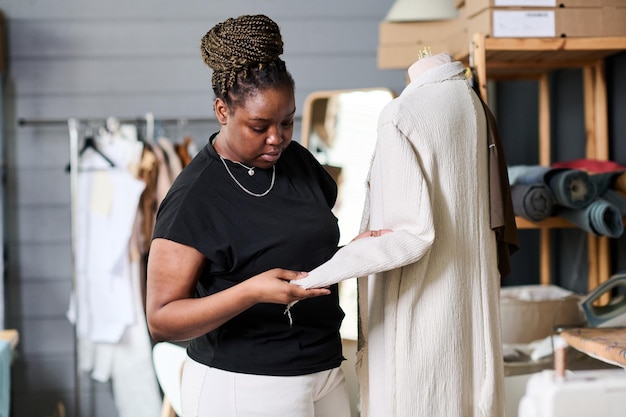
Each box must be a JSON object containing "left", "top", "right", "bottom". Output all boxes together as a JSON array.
[
  {"left": 495, "top": 0, "right": 556, "bottom": 6},
  {"left": 493, "top": 10, "right": 555, "bottom": 37}
]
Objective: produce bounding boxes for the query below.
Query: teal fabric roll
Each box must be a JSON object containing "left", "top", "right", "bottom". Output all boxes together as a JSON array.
[{"left": 558, "top": 199, "right": 624, "bottom": 238}]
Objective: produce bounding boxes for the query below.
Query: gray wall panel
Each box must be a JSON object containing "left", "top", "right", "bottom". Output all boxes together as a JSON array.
[
  {"left": 12, "top": 56, "right": 400, "bottom": 98},
  {"left": 9, "top": 168, "right": 71, "bottom": 207},
  {"left": 10, "top": 19, "right": 384, "bottom": 58},
  {"left": 14, "top": 93, "right": 215, "bottom": 120},
  {"left": 11, "top": 127, "right": 71, "bottom": 168},
  {"left": 9, "top": 206, "right": 71, "bottom": 243},
  {"left": 8, "top": 242, "right": 72, "bottom": 280},
  {"left": 12, "top": 354, "right": 76, "bottom": 393},
  {"left": 7, "top": 282, "right": 72, "bottom": 320},
  {"left": 1, "top": 1, "right": 392, "bottom": 20}
]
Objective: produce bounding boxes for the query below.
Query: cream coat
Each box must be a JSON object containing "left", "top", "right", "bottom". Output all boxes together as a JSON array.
[{"left": 295, "top": 61, "right": 504, "bottom": 417}]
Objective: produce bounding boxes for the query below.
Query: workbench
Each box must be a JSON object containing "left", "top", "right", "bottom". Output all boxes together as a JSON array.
[{"left": 561, "top": 327, "right": 626, "bottom": 369}]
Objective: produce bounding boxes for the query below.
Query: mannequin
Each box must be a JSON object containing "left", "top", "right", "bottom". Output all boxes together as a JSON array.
[
  {"left": 407, "top": 51, "right": 454, "bottom": 80},
  {"left": 293, "top": 52, "right": 517, "bottom": 416}
]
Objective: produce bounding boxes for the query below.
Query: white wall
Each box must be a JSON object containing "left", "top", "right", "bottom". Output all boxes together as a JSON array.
[{"left": 0, "top": 1, "right": 405, "bottom": 416}]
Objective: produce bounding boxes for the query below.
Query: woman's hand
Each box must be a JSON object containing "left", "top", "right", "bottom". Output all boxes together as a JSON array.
[
  {"left": 243, "top": 269, "right": 330, "bottom": 305},
  {"left": 351, "top": 229, "right": 393, "bottom": 242}
]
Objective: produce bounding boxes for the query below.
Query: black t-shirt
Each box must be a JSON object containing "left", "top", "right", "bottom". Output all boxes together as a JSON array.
[{"left": 153, "top": 134, "right": 345, "bottom": 376}]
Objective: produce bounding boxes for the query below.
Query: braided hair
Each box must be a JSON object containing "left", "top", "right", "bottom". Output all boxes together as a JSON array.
[{"left": 200, "top": 14, "right": 295, "bottom": 109}]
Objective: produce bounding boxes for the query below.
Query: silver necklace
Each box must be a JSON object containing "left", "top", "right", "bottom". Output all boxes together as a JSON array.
[
  {"left": 234, "top": 161, "right": 256, "bottom": 176},
  {"left": 219, "top": 155, "right": 275, "bottom": 197}
]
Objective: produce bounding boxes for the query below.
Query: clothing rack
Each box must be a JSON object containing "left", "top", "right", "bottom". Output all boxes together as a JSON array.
[
  {"left": 18, "top": 113, "right": 219, "bottom": 416},
  {"left": 17, "top": 116, "right": 216, "bottom": 127}
]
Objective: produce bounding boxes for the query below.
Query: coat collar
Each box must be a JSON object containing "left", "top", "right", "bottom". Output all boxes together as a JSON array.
[{"left": 403, "top": 61, "right": 467, "bottom": 94}]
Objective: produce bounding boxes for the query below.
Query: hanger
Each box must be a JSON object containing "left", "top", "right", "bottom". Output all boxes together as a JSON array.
[{"left": 65, "top": 127, "right": 116, "bottom": 172}]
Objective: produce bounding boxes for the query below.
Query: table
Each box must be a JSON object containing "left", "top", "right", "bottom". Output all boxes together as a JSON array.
[{"left": 561, "top": 327, "right": 626, "bottom": 368}]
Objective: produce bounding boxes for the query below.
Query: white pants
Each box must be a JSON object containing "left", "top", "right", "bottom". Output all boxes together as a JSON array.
[{"left": 180, "top": 356, "right": 351, "bottom": 417}]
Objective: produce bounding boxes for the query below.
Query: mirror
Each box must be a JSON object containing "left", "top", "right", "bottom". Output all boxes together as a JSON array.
[
  {"left": 300, "top": 87, "right": 396, "bottom": 340},
  {"left": 301, "top": 88, "right": 396, "bottom": 245}
]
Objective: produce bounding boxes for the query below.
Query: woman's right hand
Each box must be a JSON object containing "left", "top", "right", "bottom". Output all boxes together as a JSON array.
[{"left": 243, "top": 268, "right": 330, "bottom": 305}]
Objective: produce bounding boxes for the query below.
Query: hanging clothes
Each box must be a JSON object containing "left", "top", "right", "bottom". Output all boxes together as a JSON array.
[
  {"left": 158, "top": 136, "right": 183, "bottom": 179},
  {"left": 174, "top": 136, "right": 194, "bottom": 167},
  {"left": 66, "top": 124, "right": 162, "bottom": 417}
]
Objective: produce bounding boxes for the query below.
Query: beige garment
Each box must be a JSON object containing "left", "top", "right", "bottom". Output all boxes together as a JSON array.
[{"left": 296, "top": 61, "right": 504, "bottom": 417}]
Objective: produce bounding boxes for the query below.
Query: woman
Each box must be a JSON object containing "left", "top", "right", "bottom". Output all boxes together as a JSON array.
[{"left": 146, "top": 14, "right": 353, "bottom": 417}]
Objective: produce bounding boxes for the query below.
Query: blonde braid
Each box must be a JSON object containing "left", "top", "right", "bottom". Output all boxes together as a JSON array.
[{"left": 200, "top": 14, "right": 284, "bottom": 98}]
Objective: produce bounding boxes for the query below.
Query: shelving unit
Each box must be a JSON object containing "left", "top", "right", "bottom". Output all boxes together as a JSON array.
[{"left": 467, "top": 34, "right": 626, "bottom": 292}]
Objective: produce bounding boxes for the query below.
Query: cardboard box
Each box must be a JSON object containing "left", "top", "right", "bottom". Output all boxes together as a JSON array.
[
  {"left": 378, "top": 8, "right": 470, "bottom": 69},
  {"left": 379, "top": 20, "right": 462, "bottom": 46},
  {"left": 468, "top": 7, "right": 626, "bottom": 38},
  {"left": 500, "top": 285, "right": 585, "bottom": 344},
  {"left": 378, "top": 38, "right": 470, "bottom": 69},
  {"left": 466, "top": 0, "right": 623, "bottom": 18},
  {"left": 378, "top": 41, "right": 451, "bottom": 69},
  {"left": 603, "top": 7, "right": 626, "bottom": 37}
]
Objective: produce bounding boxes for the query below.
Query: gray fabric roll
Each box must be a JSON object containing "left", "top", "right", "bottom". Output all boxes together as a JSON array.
[{"left": 511, "top": 183, "right": 555, "bottom": 221}]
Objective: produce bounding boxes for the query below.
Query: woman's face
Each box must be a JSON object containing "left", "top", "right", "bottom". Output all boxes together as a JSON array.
[{"left": 214, "top": 85, "right": 295, "bottom": 169}]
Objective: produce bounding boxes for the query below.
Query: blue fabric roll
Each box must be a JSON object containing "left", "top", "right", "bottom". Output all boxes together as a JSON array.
[
  {"left": 507, "top": 165, "right": 551, "bottom": 185},
  {"left": 558, "top": 199, "right": 624, "bottom": 238}
]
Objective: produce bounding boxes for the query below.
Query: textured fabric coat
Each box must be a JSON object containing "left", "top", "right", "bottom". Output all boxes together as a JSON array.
[{"left": 295, "top": 61, "right": 504, "bottom": 417}]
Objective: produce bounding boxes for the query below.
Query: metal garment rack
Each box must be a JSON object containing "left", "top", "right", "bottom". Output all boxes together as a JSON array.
[
  {"left": 17, "top": 116, "right": 216, "bottom": 127},
  {"left": 17, "top": 114, "right": 215, "bottom": 417}
]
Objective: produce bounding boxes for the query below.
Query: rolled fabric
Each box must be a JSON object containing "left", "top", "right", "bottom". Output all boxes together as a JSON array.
[
  {"left": 588, "top": 171, "right": 625, "bottom": 196},
  {"left": 601, "top": 190, "right": 626, "bottom": 217},
  {"left": 545, "top": 168, "right": 596, "bottom": 209},
  {"left": 558, "top": 199, "right": 624, "bottom": 238},
  {"left": 511, "top": 183, "right": 555, "bottom": 221},
  {"left": 508, "top": 165, "right": 551, "bottom": 186},
  {"left": 615, "top": 173, "right": 626, "bottom": 195}
]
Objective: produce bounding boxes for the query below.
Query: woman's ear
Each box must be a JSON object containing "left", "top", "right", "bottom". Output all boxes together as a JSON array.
[{"left": 214, "top": 98, "right": 229, "bottom": 125}]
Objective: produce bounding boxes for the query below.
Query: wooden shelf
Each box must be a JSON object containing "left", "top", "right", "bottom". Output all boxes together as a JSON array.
[
  {"left": 516, "top": 216, "right": 626, "bottom": 230},
  {"left": 466, "top": 37, "right": 626, "bottom": 77},
  {"left": 515, "top": 216, "right": 576, "bottom": 229},
  {"left": 469, "top": 35, "right": 626, "bottom": 103},
  {"left": 469, "top": 33, "right": 626, "bottom": 289}
]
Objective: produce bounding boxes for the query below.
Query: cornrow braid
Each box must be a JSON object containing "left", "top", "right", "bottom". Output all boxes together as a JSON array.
[{"left": 200, "top": 14, "right": 294, "bottom": 108}]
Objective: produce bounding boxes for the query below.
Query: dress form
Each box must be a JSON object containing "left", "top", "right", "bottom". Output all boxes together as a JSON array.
[{"left": 407, "top": 52, "right": 454, "bottom": 81}]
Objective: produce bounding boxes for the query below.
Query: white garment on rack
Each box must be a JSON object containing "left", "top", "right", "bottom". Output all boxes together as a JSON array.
[
  {"left": 67, "top": 141, "right": 162, "bottom": 417},
  {"left": 68, "top": 162, "right": 146, "bottom": 343},
  {"left": 79, "top": 260, "right": 162, "bottom": 417}
]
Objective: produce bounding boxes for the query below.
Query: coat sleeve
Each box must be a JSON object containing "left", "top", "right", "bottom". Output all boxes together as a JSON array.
[{"left": 294, "top": 117, "right": 435, "bottom": 289}]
